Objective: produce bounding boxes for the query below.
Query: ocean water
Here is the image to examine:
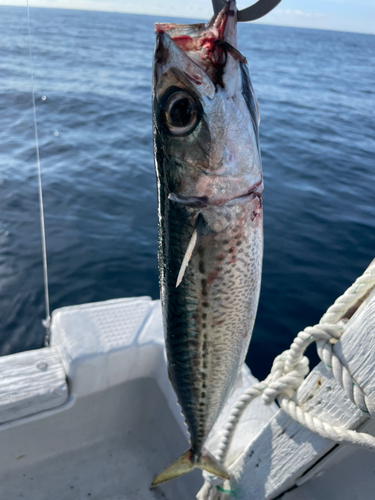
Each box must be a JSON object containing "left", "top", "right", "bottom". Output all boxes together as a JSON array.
[{"left": 0, "top": 6, "right": 374, "bottom": 380}]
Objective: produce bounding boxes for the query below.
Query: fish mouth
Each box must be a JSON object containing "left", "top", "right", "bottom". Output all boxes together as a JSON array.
[{"left": 168, "top": 178, "right": 263, "bottom": 208}]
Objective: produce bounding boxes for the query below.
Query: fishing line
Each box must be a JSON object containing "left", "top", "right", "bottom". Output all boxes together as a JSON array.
[{"left": 26, "top": 0, "right": 51, "bottom": 341}]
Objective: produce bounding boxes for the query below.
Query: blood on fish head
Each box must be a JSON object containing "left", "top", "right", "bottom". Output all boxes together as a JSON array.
[
  {"left": 155, "top": 0, "right": 240, "bottom": 89},
  {"left": 153, "top": 0, "right": 262, "bottom": 208}
]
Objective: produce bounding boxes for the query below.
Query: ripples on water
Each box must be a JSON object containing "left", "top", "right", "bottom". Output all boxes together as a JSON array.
[{"left": 0, "top": 6, "right": 374, "bottom": 379}]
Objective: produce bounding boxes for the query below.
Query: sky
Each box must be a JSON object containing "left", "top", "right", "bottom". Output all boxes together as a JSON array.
[{"left": 1, "top": 0, "right": 374, "bottom": 35}]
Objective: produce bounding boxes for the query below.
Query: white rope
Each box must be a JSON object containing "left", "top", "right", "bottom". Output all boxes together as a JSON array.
[
  {"left": 198, "top": 261, "right": 375, "bottom": 499},
  {"left": 26, "top": 1, "right": 51, "bottom": 339}
]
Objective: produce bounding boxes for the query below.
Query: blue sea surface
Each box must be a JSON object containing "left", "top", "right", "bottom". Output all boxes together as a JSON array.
[{"left": 0, "top": 6, "right": 374, "bottom": 379}]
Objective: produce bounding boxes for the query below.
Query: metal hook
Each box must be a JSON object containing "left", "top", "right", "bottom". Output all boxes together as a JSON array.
[{"left": 211, "top": 0, "right": 282, "bottom": 22}]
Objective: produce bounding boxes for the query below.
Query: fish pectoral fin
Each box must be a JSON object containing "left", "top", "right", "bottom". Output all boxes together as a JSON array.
[
  {"left": 176, "top": 228, "right": 198, "bottom": 287},
  {"left": 176, "top": 214, "right": 206, "bottom": 288},
  {"left": 151, "top": 449, "right": 194, "bottom": 486},
  {"left": 151, "top": 448, "right": 230, "bottom": 487},
  {"left": 199, "top": 449, "right": 230, "bottom": 479}
]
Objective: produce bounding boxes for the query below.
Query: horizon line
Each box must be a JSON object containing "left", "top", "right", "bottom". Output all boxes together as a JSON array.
[{"left": 0, "top": 3, "right": 374, "bottom": 37}]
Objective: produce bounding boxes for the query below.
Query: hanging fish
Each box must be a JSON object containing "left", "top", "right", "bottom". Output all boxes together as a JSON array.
[{"left": 152, "top": 0, "right": 263, "bottom": 486}]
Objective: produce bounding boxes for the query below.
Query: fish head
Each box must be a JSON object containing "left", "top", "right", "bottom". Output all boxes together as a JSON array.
[{"left": 153, "top": 0, "right": 263, "bottom": 208}]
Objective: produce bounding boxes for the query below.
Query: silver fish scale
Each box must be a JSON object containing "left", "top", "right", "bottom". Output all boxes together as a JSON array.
[{"left": 165, "top": 201, "right": 263, "bottom": 450}]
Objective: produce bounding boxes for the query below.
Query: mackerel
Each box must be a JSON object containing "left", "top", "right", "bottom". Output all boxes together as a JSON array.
[{"left": 152, "top": 0, "right": 263, "bottom": 485}]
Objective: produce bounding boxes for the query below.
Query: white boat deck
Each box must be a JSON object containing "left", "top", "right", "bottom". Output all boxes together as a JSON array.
[
  {"left": 0, "top": 297, "right": 275, "bottom": 500},
  {"left": 0, "top": 377, "right": 203, "bottom": 500},
  {"left": 1, "top": 291, "right": 375, "bottom": 499}
]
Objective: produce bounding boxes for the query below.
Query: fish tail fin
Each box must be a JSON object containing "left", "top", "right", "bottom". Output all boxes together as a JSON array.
[
  {"left": 151, "top": 449, "right": 195, "bottom": 486},
  {"left": 198, "top": 449, "right": 230, "bottom": 479},
  {"left": 151, "top": 448, "right": 229, "bottom": 487}
]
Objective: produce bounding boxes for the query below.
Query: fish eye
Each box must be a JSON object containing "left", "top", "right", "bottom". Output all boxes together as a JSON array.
[{"left": 164, "top": 91, "right": 200, "bottom": 136}]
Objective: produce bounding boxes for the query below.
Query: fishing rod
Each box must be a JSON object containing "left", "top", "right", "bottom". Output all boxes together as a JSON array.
[{"left": 211, "top": 0, "right": 282, "bottom": 21}]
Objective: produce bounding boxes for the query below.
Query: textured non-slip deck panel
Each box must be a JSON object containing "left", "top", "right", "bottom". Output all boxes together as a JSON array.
[
  {"left": 0, "top": 347, "right": 68, "bottom": 424},
  {"left": 51, "top": 296, "right": 153, "bottom": 354},
  {"left": 50, "top": 297, "right": 159, "bottom": 396}
]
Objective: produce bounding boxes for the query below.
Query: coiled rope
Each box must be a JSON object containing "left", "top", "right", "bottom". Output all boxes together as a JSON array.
[{"left": 198, "top": 260, "right": 375, "bottom": 499}]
